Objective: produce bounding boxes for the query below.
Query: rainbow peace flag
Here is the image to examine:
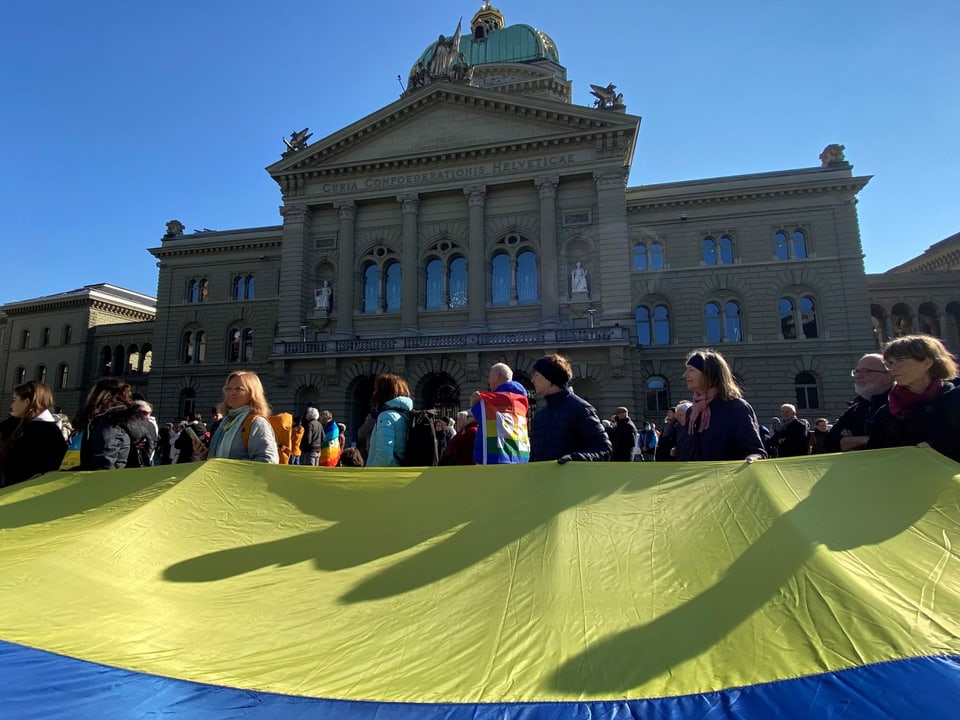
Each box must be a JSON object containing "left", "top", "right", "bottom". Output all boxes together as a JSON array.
[
  {"left": 0, "top": 449, "right": 958, "bottom": 718},
  {"left": 477, "top": 390, "right": 530, "bottom": 464}
]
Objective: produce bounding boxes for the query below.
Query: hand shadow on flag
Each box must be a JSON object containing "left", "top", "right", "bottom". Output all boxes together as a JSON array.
[
  {"left": 548, "top": 449, "right": 954, "bottom": 693},
  {"left": 163, "top": 463, "right": 667, "bottom": 599}
]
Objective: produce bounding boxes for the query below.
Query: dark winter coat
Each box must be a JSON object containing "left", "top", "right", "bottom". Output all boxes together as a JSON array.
[
  {"left": 0, "top": 412, "right": 67, "bottom": 486},
  {"left": 79, "top": 405, "right": 155, "bottom": 471},
  {"left": 530, "top": 388, "right": 612, "bottom": 462},
  {"left": 825, "top": 392, "right": 887, "bottom": 453},
  {"left": 771, "top": 418, "right": 809, "bottom": 457},
  {"left": 676, "top": 398, "right": 766, "bottom": 462},
  {"left": 866, "top": 382, "right": 960, "bottom": 462},
  {"left": 608, "top": 417, "right": 639, "bottom": 462}
]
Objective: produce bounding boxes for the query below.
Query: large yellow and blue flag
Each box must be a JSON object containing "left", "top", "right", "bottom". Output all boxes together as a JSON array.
[{"left": 0, "top": 448, "right": 957, "bottom": 718}]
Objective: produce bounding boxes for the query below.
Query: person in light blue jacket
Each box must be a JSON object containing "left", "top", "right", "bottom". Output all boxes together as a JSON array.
[{"left": 366, "top": 374, "right": 413, "bottom": 467}]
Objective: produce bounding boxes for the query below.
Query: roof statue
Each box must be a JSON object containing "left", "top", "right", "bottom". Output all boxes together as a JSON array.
[
  {"left": 283, "top": 128, "right": 313, "bottom": 155},
  {"left": 427, "top": 19, "right": 462, "bottom": 78},
  {"left": 590, "top": 83, "right": 624, "bottom": 109},
  {"left": 164, "top": 219, "right": 185, "bottom": 238},
  {"left": 819, "top": 143, "right": 847, "bottom": 167}
]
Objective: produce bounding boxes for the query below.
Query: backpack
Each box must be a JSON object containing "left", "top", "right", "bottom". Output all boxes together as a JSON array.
[
  {"left": 394, "top": 409, "right": 439, "bottom": 467},
  {"left": 241, "top": 412, "right": 294, "bottom": 464}
]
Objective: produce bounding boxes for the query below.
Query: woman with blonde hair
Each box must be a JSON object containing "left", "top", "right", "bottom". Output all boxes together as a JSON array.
[
  {"left": 675, "top": 349, "right": 766, "bottom": 462},
  {"left": 866, "top": 334, "right": 960, "bottom": 461},
  {"left": 0, "top": 381, "right": 67, "bottom": 485},
  {"left": 194, "top": 371, "right": 278, "bottom": 463},
  {"left": 366, "top": 373, "right": 413, "bottom": 467}
]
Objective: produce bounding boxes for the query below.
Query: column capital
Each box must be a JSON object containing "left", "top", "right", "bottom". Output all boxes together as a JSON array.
[
  {"left": 397, "top": 193, "right": 420, "bottom": 214},
  {"left": 535, "top": 176, "right": 559, "bottom": 199},
  {"left": 463, "top": 185, "right": 487, "bottom": 207},
  {"left": 333, "top": 199, "right": 356, "bottom": 221},
  {"left": 593, "top": 168, "right": 629, "bottom": 192},
  {"left": 279, "top": 204, "right": 311, "bottom": 224}
]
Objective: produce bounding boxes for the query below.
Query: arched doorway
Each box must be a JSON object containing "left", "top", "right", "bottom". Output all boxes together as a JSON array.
[{"left": 419, "top": 373, "right": 461, "bottom": 421}]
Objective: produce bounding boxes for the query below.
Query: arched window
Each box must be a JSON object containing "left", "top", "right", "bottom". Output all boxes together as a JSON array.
[
  {"left": 633, "top": 244, "right": 648, "bottom": 271},
  {"left": 775, "top": 229, "right": 809, "bottom": 260},
  {"left": 705, "top": 300, "right": 742, "bottom": 342},
  {"left": 62, "top": 324, "right": 73, "bottom": 344},
  {"left": 35, "top": 365, "right": 47, "bottom": 384},
  {"left": 449, "top": 257, "right": 467, "bottom": 308},
  {"left": 20, "top": 329, "right": 30, "bottom": 349},
  {"left": 799, "top": 296, "right": 818, "bottom": 338},
  {"left": 14, "top": 367, "right": 25, "bottom": 385},
  {"left": 182, "top": 331, "right": 195, "bottom": 364},
  {"left": 384, "top": 262, "right": 401, "bottom": 312},
  {"left": 56, "top": 363, "right": 69, "bottom": 390},
  {"left": 233, "top": 276, "right": 244, "bottom": 300},
  {"left": 718, "top": 236, "right": 734, "bottom": 264},
  {"left": 795, "top": 372, "right": 820, "bottom": 410},
  {"left": 775, "top": 231, "right": 790, "bottom": 261},
  {"left": 491, "top": 253, "right": 511, "bottom": 305},
  {"left": 703, "top": 238, "right": 717, "bottom": 266},
  {"left": 244, "top": 275, "right": 255, "bottom": 300},
  {"left": 363, "top": 264, "right": 379, "bottom": 313},
  {"left": 517, "top": 251, "right": 538, "bottom": 303},
  {"left": 100, "top": 346, "right": 112, "bottom": 375},
  {"left": 228, "top": 328, "right": 253, "bottom": 362},
  {"left": 891, "top": 303, "right": 913, "bottom": 337},
  {"left": 703, "top": 236, "right": 734, "bottom": 265},
  {"left": 918, "top": 302, "right": 940, "bottom": 336},
  {"left": 242, "top": 329, "right": 254, "bottom": 362},
  {"left": 195, "top": 331, "right": 206, "bottom": 363},
  {"left": 635, "top": 306, "right": 651, "bottom": 346},
  {"left": 650, "top": 242, "right": 665, "bottom": 270},
  {"left": 646, "top": 376, "right": 670, "bottom": 414},
  {"left": 779, "top": 298, "right": 797, "bottom": 339},
  {"left": 187, "top": 280, "right": 199, "bottom": 303},
  {"left": 127, "top": 345, "right": 140, "bottom": 374},
  {"left": 179, "top": 388, "right": 196, "bottom": 420},
  {"left": 41, "top": 328, "right": 50, "bottom": 347},
  {"left": 425, "top": 258, "right": 442, "bottom": 309},
  {"left": 113, "top": 345, "right": 124, "bottom": 376},
  {"left": 199, "top": 279, "right": 208, "bottom": 302},
  {"left": 635, "top": 304, "right": 671, "bottom": 346}
]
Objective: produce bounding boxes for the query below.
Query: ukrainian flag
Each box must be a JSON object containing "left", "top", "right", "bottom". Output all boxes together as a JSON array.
[{"left": 0, "top": 448, "right": 957, "bottom": 718}]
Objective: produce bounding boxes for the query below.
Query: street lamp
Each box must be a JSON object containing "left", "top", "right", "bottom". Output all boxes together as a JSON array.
[{"left": 587, "top": 308, "right": 597, "bottom": 329}]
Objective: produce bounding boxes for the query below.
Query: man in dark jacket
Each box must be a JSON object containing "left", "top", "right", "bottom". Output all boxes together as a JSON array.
[
  {"left": 771, "top": 404, "right": 809, "bottom": 457},
  {"left": 826, "top": 353, "right": 894, "bottom": 452},
  {"left": 655, "top": 408, "right": 679, "bottom": 461},
  {"left": 608, "top": 407, "right": 638, "bottom": 462},
  {"left": 529, "top": 354, "right": 611, "bottom": 463}
]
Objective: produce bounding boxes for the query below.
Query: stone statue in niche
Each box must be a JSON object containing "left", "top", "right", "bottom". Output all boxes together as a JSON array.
[
  {"left": 571, "top": 262, "right": 588, "bottom": 294},
  {"left": 315, "top": 281, "right": 332, "bottom": 310}
]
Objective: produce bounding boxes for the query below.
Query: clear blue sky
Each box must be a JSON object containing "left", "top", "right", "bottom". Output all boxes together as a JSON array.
[{"left": 2, "top": 0, "right": 956, "bottom": 306}]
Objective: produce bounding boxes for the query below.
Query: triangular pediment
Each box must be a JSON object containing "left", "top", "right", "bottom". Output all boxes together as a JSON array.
[{"left": 267, "top": 84, "right": 640, "bottom": 177}]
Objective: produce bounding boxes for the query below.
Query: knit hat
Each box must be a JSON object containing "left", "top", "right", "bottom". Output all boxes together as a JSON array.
[{"left": 533, "top": 357, "right": 571, "bottom": 389}]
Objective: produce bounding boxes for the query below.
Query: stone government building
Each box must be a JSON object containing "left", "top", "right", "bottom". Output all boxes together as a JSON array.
[{"left": 2, "top": 3, "right": 958, "bottom": 436}]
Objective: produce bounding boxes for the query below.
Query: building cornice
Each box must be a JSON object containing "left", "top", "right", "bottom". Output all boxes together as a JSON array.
[{"left": 626, "top": 174, "right": 870, "bottom": 212}]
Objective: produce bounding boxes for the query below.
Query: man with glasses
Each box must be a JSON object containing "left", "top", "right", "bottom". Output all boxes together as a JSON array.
[{"left": 825, "top": 353, "right": 894, "bottom": 452}]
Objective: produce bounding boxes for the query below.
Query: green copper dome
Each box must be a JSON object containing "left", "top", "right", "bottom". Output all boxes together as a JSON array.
[{"left": 409, "top": 6, "right": 560, "bottom": 83}]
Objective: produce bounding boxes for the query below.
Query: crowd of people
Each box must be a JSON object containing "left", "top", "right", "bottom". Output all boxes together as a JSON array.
[{"left": 0, "top": 334, "right": 958, "bottom": 487}]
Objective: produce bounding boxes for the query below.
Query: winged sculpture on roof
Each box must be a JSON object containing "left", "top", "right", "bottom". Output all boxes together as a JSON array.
[
  {"left": 590, "top": 83, "right": 624, "bottom": 109},
  {"left": 283, "top": 128, "right": 313, "bottom": 154}
]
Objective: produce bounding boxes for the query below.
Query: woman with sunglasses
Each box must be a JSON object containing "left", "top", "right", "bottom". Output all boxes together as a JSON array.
[
  {"left": 0, "top": 381, "right": 67, "bottom": 486},
  {"left": 866, "top": 334, "right": 960, "bottom": 461}
]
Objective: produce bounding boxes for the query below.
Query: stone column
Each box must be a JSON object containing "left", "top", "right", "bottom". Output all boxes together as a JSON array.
[
  {"left": 535, "top": 176, "right": 560, "bottom": 328},
  {"left": 333, "top": 200, "right": 356, "bottom": 339},
  {"left": 398, "top": 193, "right": 420, "bottom": 333},
  {"left": 277, "top": 203, "right": 312, "bottom": 340},
  {"left": 464, "top": 185, "right": 487, "bottom": 330}
]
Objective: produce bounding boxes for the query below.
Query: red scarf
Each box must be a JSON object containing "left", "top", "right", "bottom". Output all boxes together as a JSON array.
[
  {"left": 887, "top": 379, "right": 942, "bottom": 418},
  {"left": 688, "top": 387, "right": 719, "bottom": 433}
]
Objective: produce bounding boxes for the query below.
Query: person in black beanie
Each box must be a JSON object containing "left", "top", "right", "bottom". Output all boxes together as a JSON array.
[{"left": 529, "top": 353, "right": 612, "bottom": 463}]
